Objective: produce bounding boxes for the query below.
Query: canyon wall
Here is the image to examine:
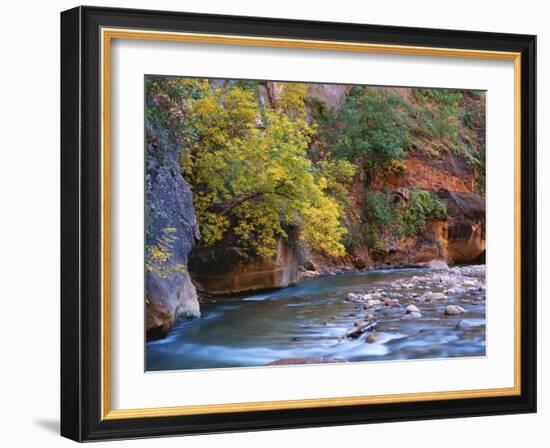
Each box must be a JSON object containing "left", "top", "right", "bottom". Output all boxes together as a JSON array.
[{"left": 145, "top": 94, "right": 201, "bottom": 340}]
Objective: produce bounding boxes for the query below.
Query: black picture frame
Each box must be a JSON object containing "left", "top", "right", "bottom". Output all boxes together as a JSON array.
[{"left": 61, "top": 5, "right": 536, "bottom": 442}]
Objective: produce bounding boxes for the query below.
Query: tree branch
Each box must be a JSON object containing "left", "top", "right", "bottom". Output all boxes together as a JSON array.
[{"left": 218, "top": 187, "right": 293, "bottom": 216}]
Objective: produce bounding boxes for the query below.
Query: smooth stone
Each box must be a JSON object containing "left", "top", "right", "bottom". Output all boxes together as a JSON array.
[
  {"left": 455, "top": 319, "right": 484, "bottom": 329},
  {"left": 406, "top": 304, "right": 420, "bottom": 314},
  {"left": 422, "top": 292, "right": 447, "bottom": 301},
  {"left": 445, "top": 305, "right": 466, "bottom": 315},
  {"left": 426, "top": 259, "right": 449, "bottom": 270},
  {"left": 366, "top": 333, "right": 378, "bottom": 344}
]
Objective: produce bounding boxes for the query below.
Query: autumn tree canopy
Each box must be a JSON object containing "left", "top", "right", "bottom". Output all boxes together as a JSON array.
[{"left": 147, "top": 78, "right": 354, "bottom": 257}]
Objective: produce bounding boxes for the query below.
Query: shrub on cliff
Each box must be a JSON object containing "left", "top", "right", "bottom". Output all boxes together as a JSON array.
[
  {"left": 317, "top": 86, "right": 410, "bottom": 173},
  {"left": 413, "top": 88, "right": 464, "bottom": 141},
  {"left": 364, "top": 189, "right": 447, "bottom": 255},
  {"left": 402, "top": 190, "right": 447, "bottom": 236}
]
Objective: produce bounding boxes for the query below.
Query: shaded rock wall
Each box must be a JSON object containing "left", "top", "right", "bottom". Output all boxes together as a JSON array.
[
  {"left": 437, "top": 190, "right": 486, "bottom": 264},
  {"left": 189, "top": 239, "right": 300, "bottom": 296},
  {"left": 306, "top": 83, "right": 349, "bottom": 108},
  {"left": 145, "top": 95, "right": 201, "bottom": 340},
  {"left": 372, "top": 157, "right": 475, "bottom": 193}
]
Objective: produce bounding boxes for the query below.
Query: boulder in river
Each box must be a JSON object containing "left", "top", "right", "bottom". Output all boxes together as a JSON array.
[
  {"left": 406, "top": 304, "right": 421, "bottom": 314},
  {"left": 365, "top": 333, "right": 378, "bottom": 344},
  {"left": 425, "top": 259, "right": 450, "bottom": 270},
  {"left": 421, "top": 292, "right": 447, "bottom": 302},
  {"left": 301, "top": 269, "right": 321, "bottom": 278},
  {"left": 455, "top": 319, "right": 484, "bottom": 329},
  {"left": 445, "top": 305, "right": 466, "bottom": 315}
]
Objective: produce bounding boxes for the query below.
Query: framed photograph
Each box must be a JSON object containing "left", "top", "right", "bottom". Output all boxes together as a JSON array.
[{"left": 61, "top": 6, "right": 536, "bottom": 441}]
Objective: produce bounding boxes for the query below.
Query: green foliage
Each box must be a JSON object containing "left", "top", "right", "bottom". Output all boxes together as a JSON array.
[
  {"left": 150, "top": 78, "right": 352, "bottom": 257},
  {"left": 145, "top": 228, "right": 186, "bottom": 278},
  {"left": 476, "top": 146, "right": 486, "bottom": 192},
  {"left": 449, "top": 141, "right": 485, "bottom": 193},
  {"left": 413, "top": 88, "right": 464, "bottom": 141},
  {"left": 364, "top": 190, "right": 401, "bottom": 232},
  {"left": 318, "top": 87, "right": 409, "bottom": 171},
  {"left": 402, "top": 190, "right": 447, "bottom": 236},
  {"left": 363, "top": 189, "right": 447, "bottom": 255},
  {"left": 307, "top": 95, "right": 330, "bottom": 119},
  {"left": 462, "top": 111, "right": 473, "bottom": 128}
]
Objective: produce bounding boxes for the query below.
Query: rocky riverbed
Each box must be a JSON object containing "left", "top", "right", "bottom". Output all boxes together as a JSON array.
[
  {"left": 341, "top": 264, "right": 486, "bottom": 343},
  {"left": 146, "top": 265, "right": 486, "bottom": 371}
]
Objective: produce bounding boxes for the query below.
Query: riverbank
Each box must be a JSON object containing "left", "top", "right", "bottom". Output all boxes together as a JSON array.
[
  {"left": 298, "top": 258, "right": 453, "bottom": 280},
  {"left": 146, "top": 265, "right": 486, "bottom": 371}
]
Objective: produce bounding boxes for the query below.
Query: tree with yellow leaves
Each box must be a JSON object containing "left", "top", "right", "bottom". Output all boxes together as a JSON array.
[{"left": 148, "top": 78, "right": 354, "bottom": 258}]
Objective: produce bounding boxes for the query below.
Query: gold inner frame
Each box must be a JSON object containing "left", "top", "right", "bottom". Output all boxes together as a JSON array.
[{"left": 100, "top": 27, "right": 522, "bottom": 420}]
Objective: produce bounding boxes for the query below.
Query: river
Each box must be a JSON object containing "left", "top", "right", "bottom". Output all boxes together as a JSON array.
[{"left": 146, "top": 266, "right": 486, "bottom": 371}]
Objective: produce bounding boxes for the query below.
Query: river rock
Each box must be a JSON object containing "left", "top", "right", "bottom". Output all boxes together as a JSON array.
[
  {"left": 455, "top": 319, "right": 484, "bottom": 329},
  {"left": 426, "top": 259, "right": 449, "bottom": 270},
  {"left": 385, "top": 299, "right": 400, "bottom": 307},
  {"left": 406, "top": 304, "right": 420, "bottom": 314},
  {"left": 463, "top": 279, "right": 480, "bottom": 288},
  {"left": 365, "top": 333, "right": 378, "bottom": 344},
  {"left": 445, "top": 305, "right": 466, "bottom": 315},
  {"left": 421, "top": 292, "right": 447, "bottom": 302},
  {"left": 266, "top": 357, "right": 347, "bottom": 366}
]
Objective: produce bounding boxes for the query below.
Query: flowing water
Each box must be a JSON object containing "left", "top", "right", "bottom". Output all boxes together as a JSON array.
[{"left": 146, "top": 267, "right": 486, "bottom": 371}]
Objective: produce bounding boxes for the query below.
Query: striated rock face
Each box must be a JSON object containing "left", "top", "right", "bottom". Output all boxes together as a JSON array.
[
  {"left": 189, "top": 239, "right": 300, "bottom": 296},
  {"left": 372, "top": 157, "right": 476, "bottom": 193},
  {"left": 437, "top": 190, "right": 485, "bottom": 264},
  {"left": 306, "top": 83, "right": 349, "bottom": 108},
  {"left": 145, "top": 96, "right": 201, "bottom": 341},
  {"left": 372, "top": 220, "right": 447, "bottom": 268}
]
